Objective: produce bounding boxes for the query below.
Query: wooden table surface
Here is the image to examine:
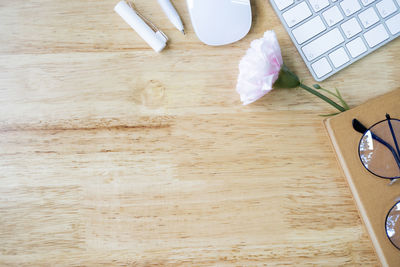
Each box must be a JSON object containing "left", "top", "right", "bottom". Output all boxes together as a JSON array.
[{"left": 1, "top": 0, "right": 399, "bottom": 265}]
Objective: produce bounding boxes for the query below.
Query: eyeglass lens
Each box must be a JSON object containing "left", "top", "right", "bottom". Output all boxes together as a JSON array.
[
  {"left": 358, "top": 119, "right": 400, "bottom": 179},
  {"left": 386, "top": 201, "right": 400, "bottom": 250}
]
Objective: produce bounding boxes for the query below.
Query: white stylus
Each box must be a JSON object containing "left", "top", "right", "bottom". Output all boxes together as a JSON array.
[{"left": 157, "top": 0, "right": 185, "bottom": 34}]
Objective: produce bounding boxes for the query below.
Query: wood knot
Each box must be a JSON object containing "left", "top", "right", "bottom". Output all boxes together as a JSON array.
[{"left": 133, "top": 80, "right": 166, "bottom": 108}]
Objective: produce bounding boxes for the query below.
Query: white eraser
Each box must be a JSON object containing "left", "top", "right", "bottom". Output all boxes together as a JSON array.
[{"left": 114, "top": 1, "right": 167, "bottom": 53}]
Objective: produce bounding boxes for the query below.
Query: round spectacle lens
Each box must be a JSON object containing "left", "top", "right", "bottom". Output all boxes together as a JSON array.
[
  {"left": 386, "top": 201, "right": 400, "bottom": 250},
  {"left": 358, "top": 119, "right": 400, "bottom": 179}
]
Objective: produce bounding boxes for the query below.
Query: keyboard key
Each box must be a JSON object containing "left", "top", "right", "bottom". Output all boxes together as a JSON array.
[
  {"left": 364, "top": 24, "right": 389, "bottom": 47},
  {"left": 282, "top": 2, "right": 312, "bottom": 27},
  {"left": 341, "top": 18, "right": 362, "bottom": 38},
  {"left": 292, "top": 16, "right": 326, "bottom": 44},
  {"left": 358, "top": 7, "right": 379, "bottom": 28},
  {"left": 311, "top": 57, "right": 332, "bottom": 78},
  {"left": 302, "top": 28, "right": 345, "bottom": 61},
  {"left": 273, "top": 0, "right": 294, "bottom": 10},
  {"left": 323, "top": 6, "right": 344, "bottom": 26},
  {"left": 360, "top": 0, "right": 377, "bottom": 5},
  {"left": 376, "top": 0, "right": 397, "bottom": 18},
  {"left": 329, "top": 47, "right": 350, "bottom": 67},
  {"left": 308, "top": 0, "right": 330, "bottom": 12},
  {"left": 386, "top": 13, "right": 400, "bottom": 34},
  {"left": 340, "top": 0, "right": 362, "bottom": 16},
  {"left": 346, "top": 37, "right": 367, "bottom": 57}
]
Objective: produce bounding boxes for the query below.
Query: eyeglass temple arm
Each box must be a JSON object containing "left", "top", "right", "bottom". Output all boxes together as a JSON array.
[
  {"left": 386, "top": 114, "right": 400, "bottom": 159},
  {"left": 352, "top": 119, "right": 400, "bottom": 170}
]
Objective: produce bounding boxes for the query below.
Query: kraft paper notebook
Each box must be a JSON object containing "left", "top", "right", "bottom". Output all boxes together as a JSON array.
[{"left": 324, "top": 89, "right": 400, "bottom": 267}]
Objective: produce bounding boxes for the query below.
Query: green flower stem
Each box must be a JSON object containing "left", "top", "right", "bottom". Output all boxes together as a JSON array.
[
  {"left": 315, "top": 86, "right": 340, "bottom": 99},
  {"left": 314, "top": 85, "right": 350, "bottom": 110},
  {"left": 298, "top": 83, "right": 346, "bottom": 112},
  {"left": 274, "top": 64, "right": 349, "bottom": 114},
  {"left": 334, "top": 88, "right": 350, "bottom": 110}
]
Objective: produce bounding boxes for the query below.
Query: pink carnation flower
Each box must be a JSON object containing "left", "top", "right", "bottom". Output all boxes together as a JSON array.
[
  {"left": 235, "top": 30, "right": 349, "bottom": 114},
  {"left": 236, "top": 31, "right": 283, "bottom": 105}
]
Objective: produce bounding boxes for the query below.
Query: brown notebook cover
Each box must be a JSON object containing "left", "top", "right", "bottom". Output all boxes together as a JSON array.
[{"left": 324, "top": 89, "right": 400, "bottom": 267}]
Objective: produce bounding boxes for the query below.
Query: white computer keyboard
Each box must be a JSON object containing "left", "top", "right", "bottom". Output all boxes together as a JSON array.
[{"left": 270, "top": 0, "right": 400, "bottom": 81}]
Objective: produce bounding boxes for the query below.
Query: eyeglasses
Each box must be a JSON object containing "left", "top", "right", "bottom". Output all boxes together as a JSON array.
[{"left": 352, "top": 114, "right": 400, "bottom": 250}]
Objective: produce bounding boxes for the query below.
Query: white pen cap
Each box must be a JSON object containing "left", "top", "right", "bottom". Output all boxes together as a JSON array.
[{"left": 114, "top": 1, "right": 167, "bottom": 53}]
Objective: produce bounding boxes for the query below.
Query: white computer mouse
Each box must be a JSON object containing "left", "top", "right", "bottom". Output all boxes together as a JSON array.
[{"left": 187, "top": 0, "right": 252, "bottom": 46}]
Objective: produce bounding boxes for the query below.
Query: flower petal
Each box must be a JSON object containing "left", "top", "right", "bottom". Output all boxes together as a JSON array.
[{"left": 236, "top": 31, "right": 283, "bottom": 105}]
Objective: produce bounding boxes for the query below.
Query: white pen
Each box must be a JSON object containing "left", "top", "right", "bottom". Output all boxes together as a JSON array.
[
  {"left": 157, "top": 0, "right": 185, "bottom": 34},
  {"left": 114, "top": 1, "right": 168, "bottom": 52}
]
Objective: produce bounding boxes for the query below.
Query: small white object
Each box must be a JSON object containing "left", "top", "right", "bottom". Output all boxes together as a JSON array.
[
  {"left": 358, "top": 7, "right": 379, "bottom": 28},
  {"left": 376, "top": 0, "right": 397, "bottom": 18},
  {"left": 114, "top": 1, "right": 168, "bottom": 52},
  {"left": 329, "top": 47, "right": 350, "bottom": 68},
  {"left": 323, "top": 6, "right": 344, "bottom": 27},
  {"left": 186, "top": 0, "right": 252, "bottom": 46},
  {"left": 311, "top": 57, "right": 332, "bottom": 78},
  {"left": 283, "top": 2, "right": 312, "bottom": 27},
  {"left": 292, "top": 16, "right": 326, "bottom": 44},
  {"left": 363, "top": 24, "right": 389, "bottom": 47},
  {"left": 157, "top": 0, "right": 185, "bottom": 34},
  {"left": 308, "top": 0, "right": 330, "bottom": 12},
  {"left": 340, "top": 0, "right": 361, "bottom": 16},
  {"left": 273, "top": 0, "right": 294, "bottom": 10},
  {"left": 346, "top": 37, "right": 367, "bottom": 57},
  {"left": 386, "top": 13, "right": 400, "bottom": 34},
  {"left": 341, "top": 18, "right": 362, "bottom": 38},
  {"left": 302, "top": 28, "right": 344, "bottom": 61}
]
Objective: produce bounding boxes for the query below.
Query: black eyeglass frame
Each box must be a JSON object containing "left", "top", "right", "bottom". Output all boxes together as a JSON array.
[
  {"left": 385, "top": 201, "right": 400, "bottom": 251},
  {"left": 353, "top": 114, "right": 400, "bottom": 251},
  {"left": 356, "top": 116, "right": 400, "bottom": 180}
]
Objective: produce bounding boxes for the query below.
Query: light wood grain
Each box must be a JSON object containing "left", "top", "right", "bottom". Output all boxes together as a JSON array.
[{"left": 0, "top": 0, "right": 399, "bottom": 266}]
